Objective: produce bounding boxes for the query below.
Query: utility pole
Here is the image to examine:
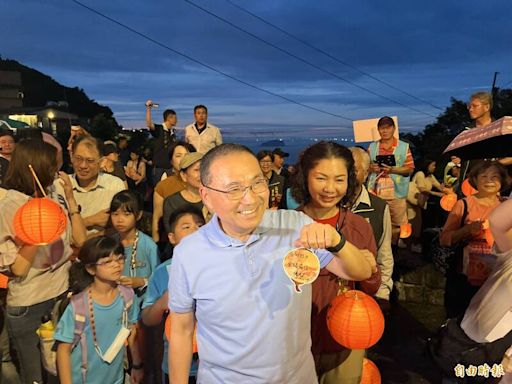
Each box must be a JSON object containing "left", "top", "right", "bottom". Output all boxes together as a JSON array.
[{"left": 491, "top": 71, "right": 499, "bottom": 96}]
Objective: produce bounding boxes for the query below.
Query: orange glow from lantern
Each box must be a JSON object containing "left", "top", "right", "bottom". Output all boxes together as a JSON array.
[
  {"left": 399, "top": 223, "right": 412, "bottom": 239},
  {"left": 440, "top": 193, "right": 458, "bottom": 212},
  {"left": 13, "top": 198, "right": 67, "bottom": 245},
  {"left": 327, "top": 290, "right": 385, "bottom": 350},
  {"left": 165, "top": 314, "right": 198, "bottom": 353}
]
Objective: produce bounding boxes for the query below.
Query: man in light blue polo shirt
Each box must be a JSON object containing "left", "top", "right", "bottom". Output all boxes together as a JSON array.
[{"left": 168, "top": 144, "right": 376, "bottom": 384}]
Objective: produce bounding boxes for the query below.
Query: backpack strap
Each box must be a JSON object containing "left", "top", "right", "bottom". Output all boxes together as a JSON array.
[
  {"left": 460, "top": 198, "right": 468, "bottom": 227},
  {"left": 118, "top": 285, "right": 135, "bottom": 327},
  {"left": 70, "top": 291, "right": 88, "bottom": 384}
]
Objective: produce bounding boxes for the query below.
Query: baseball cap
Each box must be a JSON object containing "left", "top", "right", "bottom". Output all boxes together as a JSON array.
[
  {"left": 180, "top": 152, "right": 203, "bottom": 171},
  {"left": 273, "top": 148, "right": 289, "bottom": 158}
]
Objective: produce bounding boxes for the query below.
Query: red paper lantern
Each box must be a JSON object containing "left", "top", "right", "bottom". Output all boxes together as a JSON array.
[
  {"left": 361, "top": 358, "right": 381, "bottom": 384},
  {"left": 326, "top": 290, "right": 385, "bottom": 349},
  {"left": 165, "top": 314, "right": 198, "bottom": 353},
  {"left": 13, "top": 198, "right": 67, "bottom": 245}
]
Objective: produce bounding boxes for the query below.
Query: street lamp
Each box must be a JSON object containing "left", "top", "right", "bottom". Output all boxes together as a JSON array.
[{"left": 47, "top": 112, "right": 56, "bottom": 135}]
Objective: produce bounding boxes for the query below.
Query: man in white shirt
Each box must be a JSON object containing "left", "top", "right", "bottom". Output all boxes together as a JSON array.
[
  {"left": 54, "top": 136, "right": 125, "bottom": 235},
  {"left": 184, "top": 105, "right": 222, "bottom": 154}
]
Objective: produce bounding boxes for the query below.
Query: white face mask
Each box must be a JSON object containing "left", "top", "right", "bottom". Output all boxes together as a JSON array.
[
  {"left": 100, "top": 326, "right": 131, "bottom": 364},
  {"left": 93, "top": 305, "right": 131, "bottom": 364}
]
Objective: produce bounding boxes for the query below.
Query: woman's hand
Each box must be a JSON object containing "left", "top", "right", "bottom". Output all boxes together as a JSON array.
[
  {"left": 501, "top": 353, "right": 512, "bottom": 374},
  {"left": 119, "top": 276, "right": 145, "bottom": 288},
  {"left": 370, "top": 163, "right": 381, "bottom": 173},
  {"left": 466, "top": 220, "right": 484, "bottom": 236}
]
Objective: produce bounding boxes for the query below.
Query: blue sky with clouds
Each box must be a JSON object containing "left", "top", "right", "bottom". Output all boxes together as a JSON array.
[{"left": 2, "top": 0, "right": 511, "bottom": 140}]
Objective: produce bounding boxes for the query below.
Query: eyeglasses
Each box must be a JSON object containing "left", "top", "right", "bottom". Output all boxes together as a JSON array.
[
  {"left": 204, "top": 178, "right": 269, "bottom": 201},
  {"left": 259, "top": 160, "right": 272, "bottom": 164},
  {"left": 72, "top": 155, "right": 100, "bottom": 165},
  {"left": 94, "top": 254, "right": 125, "bottom": 266}
]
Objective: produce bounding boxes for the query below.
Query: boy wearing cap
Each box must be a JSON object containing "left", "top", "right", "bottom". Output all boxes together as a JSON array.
[
  {"left": 272, "top": 147, "right": 290, "bottom": 178},
  {"left": 162, "top": 152, "right": 207, "bottom": 233}
]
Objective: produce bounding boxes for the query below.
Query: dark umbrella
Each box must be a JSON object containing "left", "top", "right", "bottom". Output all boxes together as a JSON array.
[{"left": 443, "top": 116, "right": 512, "bottom": 160}]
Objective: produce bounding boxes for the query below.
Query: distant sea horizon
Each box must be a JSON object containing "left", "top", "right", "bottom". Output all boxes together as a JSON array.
[{"left": 230, "top": 136, "right": 363, "bottom": 165}]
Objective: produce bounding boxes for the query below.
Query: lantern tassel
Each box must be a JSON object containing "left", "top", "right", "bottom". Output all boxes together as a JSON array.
[{"left": 28, "top": 165, "right": 47, "bottom": 198}]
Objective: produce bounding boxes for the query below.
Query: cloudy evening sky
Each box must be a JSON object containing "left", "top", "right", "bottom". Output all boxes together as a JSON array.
[{"left": 2, "top": 0, "right": 511, "bottom": 140}]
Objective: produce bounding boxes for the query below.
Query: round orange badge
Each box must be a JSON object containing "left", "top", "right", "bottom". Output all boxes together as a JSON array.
[{"left": 283, "top": 248, "right": 320, "bottom": 293}]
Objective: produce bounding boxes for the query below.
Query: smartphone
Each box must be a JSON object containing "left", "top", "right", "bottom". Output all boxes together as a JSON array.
[{"left": 376, "top": 155, "right": 396, "bottom": 167}]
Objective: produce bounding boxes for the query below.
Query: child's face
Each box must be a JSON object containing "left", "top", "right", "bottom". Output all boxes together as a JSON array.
[
  {"left": 111, "top": 207, "right": 138, "bottom": 234},
  {"left": 168, "top": 214, "right": 204, "bottom": 245},
  {"left": 91, "top": 252, "right": 125, "bottom": 282}
]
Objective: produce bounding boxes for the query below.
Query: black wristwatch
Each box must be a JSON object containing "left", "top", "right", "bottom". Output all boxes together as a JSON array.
[{"left": 326, "top": 234, "right": 347, "bottom": 253}]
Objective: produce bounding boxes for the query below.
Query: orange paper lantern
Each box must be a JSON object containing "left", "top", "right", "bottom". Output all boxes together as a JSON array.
[
  {"left": 0, "top": 273, "right": 8, "bottom": 289},
  {"left": 13, "top": 198, "right": 67, "bottom": 245},
  {"left": 327, "top": 290, "right": 385, "bottom": 349},
  {"left": 399, "top": 223, "right": 412, "bottom": 239},
  {"left": 461, "top": 178, "right": 477, "bottom": 197},
  {"left": 440, "top": 193, "right": 458, "bottom": 212},
  {"left": 361, "top": 358, "right": 381, "bottom": 384},
  {"left": 165, "top": 314, "right": 198, "bottom": 353}
]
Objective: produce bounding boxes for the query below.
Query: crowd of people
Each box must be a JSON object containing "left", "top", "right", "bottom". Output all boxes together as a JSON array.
[{"left": 0, "top": 92, "right": 510, "bottom": 384}]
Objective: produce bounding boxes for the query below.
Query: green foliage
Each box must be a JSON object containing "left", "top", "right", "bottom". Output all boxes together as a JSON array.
[
  {"left": 0, "top": 58, "right": 117, "bottom": 121},
  {"left": 89, "top": 113, "right": 120, "bottom": 141}
]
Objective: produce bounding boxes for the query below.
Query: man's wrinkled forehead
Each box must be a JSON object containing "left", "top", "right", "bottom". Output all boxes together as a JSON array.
[{"left": 211, "top": 154, "right": 261, "bottom": 182}]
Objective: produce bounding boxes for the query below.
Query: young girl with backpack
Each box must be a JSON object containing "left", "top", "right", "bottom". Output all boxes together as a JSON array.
[
  {"left": 109, "top": 190, "right": 159, "bottom": 308},
  {"left": 110, "top": 190, "right": 159, "bottom": 380},
  {"left": 54, "top": 236, "right": 143, "bottom": 384}
]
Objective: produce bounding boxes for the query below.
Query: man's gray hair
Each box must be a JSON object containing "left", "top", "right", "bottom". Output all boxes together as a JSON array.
[
  {"left": 200, "top": 143, "right": 255, "bottom": 186},
  {"left": 349, "top": 147, "right": 370, "bottom": 171}
]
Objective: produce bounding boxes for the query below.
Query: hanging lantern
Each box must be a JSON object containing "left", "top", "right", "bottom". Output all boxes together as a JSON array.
[
  {"left": 13, "top": 198, "right": 67, "bottom": 245},
  {"left": 440, "top": 193, "right": 458, "bottom": 212},
  {"left": 165, "top": 314, "right": 198, "bottom": 353},
  {"left": 399, "top": 223, "right": 412, "bottom": 239},
  {"left": 360, "top": 358, "right": 381, "bottom": 384},
  {"left": 326, "top": 290, "right": 385, "bottom": 349},
  {"left": 461, "top": 178, "right": 477, "bottom": 197}
]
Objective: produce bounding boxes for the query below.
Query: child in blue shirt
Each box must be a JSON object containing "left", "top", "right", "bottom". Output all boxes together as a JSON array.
[
  {"left": 110, "top": 190, "right": 159, "bottom": 308},
  {"left": 55, "top": 236, "right": 142, "bottom": 384},
  {"left": 142, "top": 206, "right": 205, "bottom": 383}
]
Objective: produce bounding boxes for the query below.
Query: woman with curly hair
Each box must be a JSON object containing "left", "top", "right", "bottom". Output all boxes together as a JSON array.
[{"left": 291, "top": 141, "right": 381, "bottom": 384}]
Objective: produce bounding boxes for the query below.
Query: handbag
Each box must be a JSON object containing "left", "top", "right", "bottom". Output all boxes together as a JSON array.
[
  {"left": 431, "top": 199, "right": 468, "bottom": 275},
  {"left": 427, "top": 316, "right": 512, "bottom": 382}
]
